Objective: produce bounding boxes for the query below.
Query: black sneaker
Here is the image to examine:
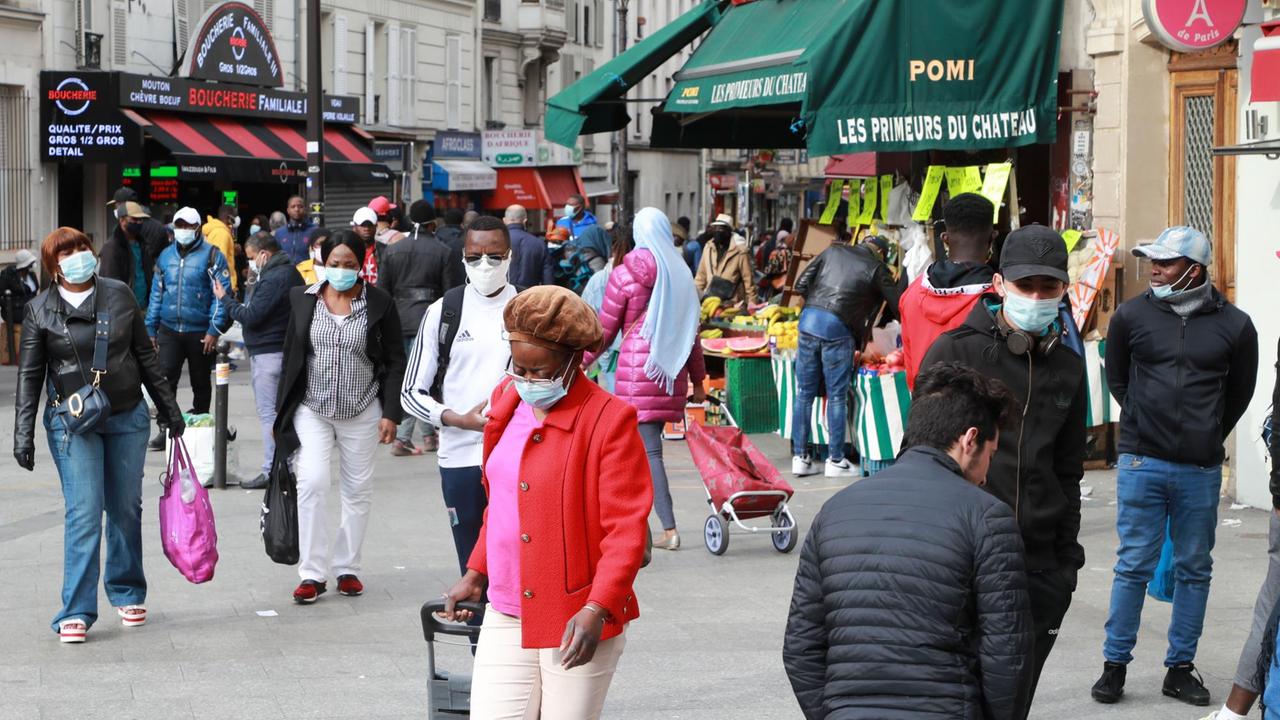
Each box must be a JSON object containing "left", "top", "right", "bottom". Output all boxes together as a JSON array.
[
  {"left": 147, "top": 429, "right": 166, "bottom": 452},
  {"left": 1163, "top": 663, "right": 1210, "bottom": 706},
  {"left": 1091, "top": 661, "right": 1126, "bottom": 703}
]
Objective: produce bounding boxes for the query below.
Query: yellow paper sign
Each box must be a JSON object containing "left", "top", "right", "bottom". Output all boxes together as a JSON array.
[
  {"left": 820, "top": 180, "right": 845, "bottom": 225},
  {"left": 879, "top": 175, "right": 892, "bottom": 220},
  {"left": 847, "top": 181, "right": 860, "bottom": 228},
  {"left": 963, "top": 166, "right": 983, "bottom": 193},
  {"left": 912, "top": 166, "right": 945, "bottom": 222},
  {"left": 944, "top": 167, "right": 967, "bottom": 196},
  {"left": 980, "top": 162, "right": 1013, "bottom": 222},
  {"left": 1062, "top": 229, "right": 1083, "bottom": 253},
  {"left": 856, "top": 179, "right": 877, "bottom": 225}
]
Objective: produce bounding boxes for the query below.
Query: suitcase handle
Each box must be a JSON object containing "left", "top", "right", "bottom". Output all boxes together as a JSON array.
[{"left": 421, "top": 599, "right": 484, "bottom": 644}]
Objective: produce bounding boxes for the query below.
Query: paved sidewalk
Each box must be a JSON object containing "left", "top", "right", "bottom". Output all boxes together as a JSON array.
[{"left": 0, "top": 365, "right": 1271, "bottom": 719}]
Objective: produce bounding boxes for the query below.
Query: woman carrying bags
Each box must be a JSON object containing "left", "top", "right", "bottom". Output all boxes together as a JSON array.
[
  {"left": 440, "top": 285, "right": 652, "bottom": 719},
  {"left": 586, "top": 208, "right": 706, "bottom": 551},
  {"left": 273, "top": 229, "right": 406, "bottom": 604},
  {"left": 13, "top": 228, "right": 185, "bottom": 643}
]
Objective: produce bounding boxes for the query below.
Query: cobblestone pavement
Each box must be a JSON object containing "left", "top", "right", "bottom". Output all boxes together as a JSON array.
[{"left": 0, "top": 365, "right": 1269, "bottom": 719}]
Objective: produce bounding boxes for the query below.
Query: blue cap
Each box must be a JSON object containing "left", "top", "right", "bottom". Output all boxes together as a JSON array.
[{"left": 1132, "top": 226, "right": 1212, "bottom": 266}]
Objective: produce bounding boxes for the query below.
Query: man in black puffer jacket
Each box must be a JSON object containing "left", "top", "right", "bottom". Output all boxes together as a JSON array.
[{"left": 784, "top": 362, "right": 1033, "bottom": 720}]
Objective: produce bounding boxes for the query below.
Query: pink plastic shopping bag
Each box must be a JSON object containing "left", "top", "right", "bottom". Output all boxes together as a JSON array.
[{"left": 158, "top": 437, "right": 219, "bottom": 583}]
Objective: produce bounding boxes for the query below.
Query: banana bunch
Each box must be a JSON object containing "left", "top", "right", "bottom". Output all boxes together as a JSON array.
[
  {"left": 700, "top": 296, "right": 722, "bottom": 322},
  {"left": 700, "top": 328, "right": 724, "bottom": 339},
  {"left": 754, "top": 304, "right": 799, "bottom": 321}
]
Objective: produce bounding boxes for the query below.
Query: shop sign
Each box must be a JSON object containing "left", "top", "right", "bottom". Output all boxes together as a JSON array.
[
  {"left": 119, "top": 73, "right": 360, "bottom": 123},
  {"left": 39, "top": 71, "right": 135, "bottom": 161},
  {"left": 184, "top": 2, "right": 283, "bottom": 88},
  {"left": 482, "top": 129, "right": 538, "bottom": 166},
  {"left": 536, "top": 140, "right": 583, "bottom": 166},
  {"left": 373, "top": 142, "right": 409, "bottom": 172},
  {"left": 708, "top": 173, "right": 739, "bottom": 189},
  {"left": 1142, "top": 0, "right": 1246, "bottom": 53},
  {"left": 433, "top": 131, "right": 482, "bottom": 159}
]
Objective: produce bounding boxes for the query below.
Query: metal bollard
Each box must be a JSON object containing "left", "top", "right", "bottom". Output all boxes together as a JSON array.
[{"left": 213, "top": 342, "right": 231, "bottom": 490}]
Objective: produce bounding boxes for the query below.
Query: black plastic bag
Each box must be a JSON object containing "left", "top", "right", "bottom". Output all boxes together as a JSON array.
[{"left": 260, "top": 450, "right": 299, "bottom": 565}]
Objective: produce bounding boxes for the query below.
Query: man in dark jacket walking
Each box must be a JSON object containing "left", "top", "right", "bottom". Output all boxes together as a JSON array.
[
  {"left": 790, "top": 236, "right": 901, "bottom": 478},
  {"left": 106, "top": 187, "right": 168, "bottom": 292},
  {"left": 784, "top": 361, "right": 1032, "bottom": 720},
  {"left": 504, "top": 204, "right": 546, "bottom": 288},
  {"left": 274, "top": 195, "right": 315, "bottom": 264},
  {"left": 920, "top": 225, "right": 1086, "bottom": 711},
  {"left": 99, "top": 201, "right": 153, "bottom": 309},
  {"left": 212, "top": 232, "right": 303, "bottom": 487},
  {"left": 378, "top": 200, "right": 462, "bottom": 455},
  {"left": 1092, "top": 226, "right": 1258, "bottom": 707}
]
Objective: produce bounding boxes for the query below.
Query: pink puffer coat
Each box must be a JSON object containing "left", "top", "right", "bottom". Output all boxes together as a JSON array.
[{"left": 588, "top": 249, "right": 706, "bottom": 423}]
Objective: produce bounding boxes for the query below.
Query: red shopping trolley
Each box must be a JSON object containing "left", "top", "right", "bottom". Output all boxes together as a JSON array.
[{"left": 685, "top": 413, "right": 798, "bottom": 555}]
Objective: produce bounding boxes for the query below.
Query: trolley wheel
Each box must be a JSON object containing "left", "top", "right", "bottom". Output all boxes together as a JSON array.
[
  {"left": 704, "top": 514, "right": 729, "bottom": 555},
  {"left": 771, "top": 511, "right": 798, "bottom": 554}
]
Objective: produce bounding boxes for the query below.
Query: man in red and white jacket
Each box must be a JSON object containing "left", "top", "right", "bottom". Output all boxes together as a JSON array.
[{"left": 899, "top": 193, "right": 997, "bottom": 389}]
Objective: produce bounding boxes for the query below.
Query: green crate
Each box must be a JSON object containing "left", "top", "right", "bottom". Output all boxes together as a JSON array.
[{"left": 726, "top": 357, "right": 778, "bottom": 433}]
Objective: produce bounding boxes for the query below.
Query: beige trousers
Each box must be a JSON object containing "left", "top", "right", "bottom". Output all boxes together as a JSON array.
[{"left": 469, "top": 605, "right": 626, "bottom": 720}]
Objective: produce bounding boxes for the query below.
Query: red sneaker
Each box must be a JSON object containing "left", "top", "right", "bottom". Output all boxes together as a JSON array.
[
  {"left": 337, "top": 575, "right": 364, "bottom": 597},
  {"left": 292, "top": 580, "right": 326, "bottom": 604}
]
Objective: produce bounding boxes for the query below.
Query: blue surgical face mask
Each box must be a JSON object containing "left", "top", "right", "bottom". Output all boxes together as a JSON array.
[
  {"left": 58, "top": 250, "right": 97, "bottom": 283},
  {"left": 1002, "top": 288, "right": 1060, "bottom": 334},
  {"left": 249, "top": 224, "right": 262, "bottom": 235},
  {"left": 175, "top": 228, "right": 198, "bottom": 246},
  {"left": 326, "top": 267, "right": 359, "bottom": 291},
  {"left": 507, "top": 357, "right": 574, "bottom": 410}
]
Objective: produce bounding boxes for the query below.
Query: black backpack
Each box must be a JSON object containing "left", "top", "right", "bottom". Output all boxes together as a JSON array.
[{"left": 428, "top": 284, "right": 524, "bottom": 401}]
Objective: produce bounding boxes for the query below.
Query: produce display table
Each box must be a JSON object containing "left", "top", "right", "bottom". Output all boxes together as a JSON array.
[{"left": 855, "top": 368, "right": 910, "bottom": 466}]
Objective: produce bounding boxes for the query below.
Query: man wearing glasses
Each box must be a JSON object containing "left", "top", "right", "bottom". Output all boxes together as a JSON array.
[{"left": 401, "top": 215, "right": 520, "bottom": 577}]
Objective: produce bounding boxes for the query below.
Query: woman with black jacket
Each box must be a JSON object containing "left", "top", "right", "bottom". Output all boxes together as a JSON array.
[
  {"left": 273, "top": 230, "right": 406, "bottom": 604},
  {"left": 13, "top": 227, "right": 185, "bottom": 643}
]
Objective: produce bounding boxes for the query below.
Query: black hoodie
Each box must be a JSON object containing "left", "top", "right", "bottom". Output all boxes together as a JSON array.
[{"left": 920, "top": 296, "right": 1087, "bottom": 574}]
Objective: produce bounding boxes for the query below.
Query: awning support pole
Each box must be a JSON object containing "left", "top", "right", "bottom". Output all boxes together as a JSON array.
[{"left": 306, "top": 0, "right": 325, "bottom": 227}]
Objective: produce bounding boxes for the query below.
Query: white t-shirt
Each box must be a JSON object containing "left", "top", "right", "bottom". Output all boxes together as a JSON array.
[
  {"left": 58, "top": 286, "right": 94, "bottom": 308},
  {"left": 401, "top": 283, "right": 518, "bottom": 468}
]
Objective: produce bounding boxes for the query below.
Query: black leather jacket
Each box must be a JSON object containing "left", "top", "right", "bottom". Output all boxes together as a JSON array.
[
  {"left": 794, "top": 243, "right": 901, "bottom": 346},
  {"left": 377, "top": 231, "right": 462, "bottom": 337},
  {"left": 14, "top": 277, "right": 183, "bottom": 452}
]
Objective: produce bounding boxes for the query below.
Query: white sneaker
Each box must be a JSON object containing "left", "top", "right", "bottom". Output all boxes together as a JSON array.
[
  {"left": 825, "top": 458, "right": 857, "bottom": 478},
  {"left": 792, "top": 456, "right": 818, "bottom": 476}
]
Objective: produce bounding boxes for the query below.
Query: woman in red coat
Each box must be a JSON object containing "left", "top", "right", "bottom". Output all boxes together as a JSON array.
[{"left": 441, "top": 285, "right": 652, "bottom": 720}]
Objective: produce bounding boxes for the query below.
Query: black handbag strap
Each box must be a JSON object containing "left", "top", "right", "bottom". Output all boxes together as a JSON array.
[{"left": 89, "top": 311, "right": 109, "bottom": 382}]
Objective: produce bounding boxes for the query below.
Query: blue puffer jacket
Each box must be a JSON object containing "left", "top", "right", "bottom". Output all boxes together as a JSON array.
[{"left": 145, "top": 238, "right": 231, "bottom": 337}]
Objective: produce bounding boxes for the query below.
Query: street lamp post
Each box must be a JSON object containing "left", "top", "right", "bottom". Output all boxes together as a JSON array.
[
  {"left": 305, "top": 0, "right": 325, "bottom": 227},
  {"left": 615, "top": 0, "right": 630, "bottom": 221}
]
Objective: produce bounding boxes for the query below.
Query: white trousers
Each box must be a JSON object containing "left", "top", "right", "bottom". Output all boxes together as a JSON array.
[
  {"left": 470, "top": 605, "right": 626, "bottom": 720},
  {"left": 293, "top": 401, "right": 381, "bottom": 582}
]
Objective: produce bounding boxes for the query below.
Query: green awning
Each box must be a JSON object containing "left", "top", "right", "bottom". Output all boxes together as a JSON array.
[
  {"left": 654, "top": 0, "right": 1064, "bottom": 155},
  {"left": 544, "top": 0, "right": 722, "bottom": 148}
]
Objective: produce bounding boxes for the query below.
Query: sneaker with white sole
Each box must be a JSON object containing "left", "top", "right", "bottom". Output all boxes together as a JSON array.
[
  {"left": 792, "top": 455, "right": 818, "bottom": 476},
  {"left": 825, "top": 458, "right": 857, "bottom": 478}
]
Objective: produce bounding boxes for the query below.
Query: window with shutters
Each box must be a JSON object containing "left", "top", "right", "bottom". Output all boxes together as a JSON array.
[
  {"left": 446, "top": 35, "right": 461, "bottom": 130},
  {"left": 400, "top": 27, "right": 416, "bottom": 126},
  {"left": 365, "top": 20, "right": 376, "bottom": 124},
  {"left": 484, "top": 0, "right": 501, "bottom": 21},
  {"left": 111, "top": 1, "right": 126, "bottom": 67},
  {"left": 331, "top": 15, "right": 347, "bottom": 95},
  {"left": 594, "top": 0, "right": 603, "bottom": 48},
  {"left": 175, "top": 0, "right": 189, "bottom": 57},
  {"left": 581, "top": 58, "right": 594, "bottom": 149},
  {"left": 0, "top": 86, "right": 32, "bottom": 251},
  {"left": 386, "top": 22, "right": 401, "bottom": 126},
  {"left": 570, "top": 0, "right": 579, "bottom": 43},
  {"left": 252, "top": 0, "right": 274, "bottom": 28},
  {"left": 483, "top": 56, "right": 497, "bottom": 125}
]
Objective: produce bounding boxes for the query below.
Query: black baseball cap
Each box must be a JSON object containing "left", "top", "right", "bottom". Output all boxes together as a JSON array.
[
  {"left": 107, "top": 186, "right": 138, "bottom": 206},
  {"left": 999, "top": 225, "right": 1069, "bottom": 283},
  {"left": 408, "top": 199, "right": 436, "bottom": 224}
]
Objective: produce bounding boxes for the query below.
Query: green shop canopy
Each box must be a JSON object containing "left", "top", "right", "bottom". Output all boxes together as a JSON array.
[
  {"left": 651, "top": 0, "right": 1064, "bottom": 155},
  {"left": 544, "top": 0, "right": 722, "bottom": 148}
]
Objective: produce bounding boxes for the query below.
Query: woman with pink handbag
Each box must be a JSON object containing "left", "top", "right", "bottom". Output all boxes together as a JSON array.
[{"left": 13, "top": 228, "right": 185, "bottom": 643}]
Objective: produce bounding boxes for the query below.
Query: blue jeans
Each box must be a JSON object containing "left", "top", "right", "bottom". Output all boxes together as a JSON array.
[
  {"left": 250, "top": 351, "right": 283, "bottom": 475},
  {"left": 1103, "top": 453, "right": 1221, "bottom": 666},
  {"left": 43, "top": 400, "right": 151, "bottom": 632},
  {"left": 791, "top": 333, "right": 853, "bottom": 462},
  {"left": 397, "top": 338, "right": 435, "bottom": 444},
  {"left": 439, "top": 465, "right": 488, "bottom": 577}
]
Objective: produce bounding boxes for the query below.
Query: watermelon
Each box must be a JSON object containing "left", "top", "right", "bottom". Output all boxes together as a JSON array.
[
  {"left": 725, "top": 336, "right": 768, "bottom": 353},
  {"left": 700, "top": 338, "right": 731, "bottom": 353}
]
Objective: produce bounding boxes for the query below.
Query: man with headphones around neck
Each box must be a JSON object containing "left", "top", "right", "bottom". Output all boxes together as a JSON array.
[{"left": 920, "top": 224, "right": 1086, "bottom": 715}]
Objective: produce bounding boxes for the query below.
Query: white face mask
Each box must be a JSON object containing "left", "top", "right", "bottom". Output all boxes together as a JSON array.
[
  {"left": 175, "top": 228, "right": 198, "bottom": 246},
  {"left": 465, "top": 255, "right": 510, "bottom": 296},
  {"left": 564, "top": 204, "right": 576, "bottom": 219}
]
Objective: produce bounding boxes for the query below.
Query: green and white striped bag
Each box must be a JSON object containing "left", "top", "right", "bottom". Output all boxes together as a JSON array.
[
  {"left": 1084, "top": 339, "right": 1121, "bottom": 428},
  {"left": 771, "top": 350, "right": 829, "bottom": 444},
  {"left": 856, "top": 370, "right": 911, "bottom": 462}
]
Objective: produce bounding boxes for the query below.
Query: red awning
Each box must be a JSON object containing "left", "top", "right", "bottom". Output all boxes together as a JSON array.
[
  {"left": 485, "top": 167, "right": 588, "bottom": 210},
  {"left": 1253, "top": 21, "right": 1280, "bottom": 103},
  {"left": 123, "top": 110, "right": 390, "bottom": 181},
  {"left": 823, "top": 153, "right": 878, "bottom": 178}
]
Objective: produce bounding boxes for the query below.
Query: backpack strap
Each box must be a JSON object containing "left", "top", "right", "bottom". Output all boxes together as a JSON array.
[{"left": 430, "top": 285, "right": 467, "bottom": 401}]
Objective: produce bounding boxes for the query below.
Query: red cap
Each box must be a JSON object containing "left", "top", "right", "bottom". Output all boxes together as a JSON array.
[{"left": 368, "top": 196, "right": 397, "bottom": 215}]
